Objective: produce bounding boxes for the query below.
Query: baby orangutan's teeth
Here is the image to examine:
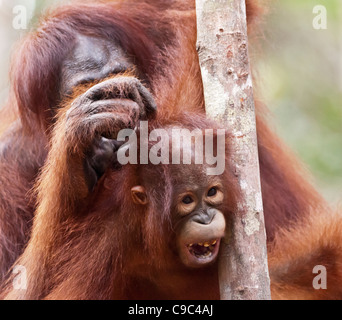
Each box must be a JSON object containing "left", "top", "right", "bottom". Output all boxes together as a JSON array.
[
  {"left": 198, "top": 243, "right": 203, "bottom": 246},
  {"left": 204, "top": 242, "right": 210, "bottom": 247},
  {"left": 189, "top": 244, "right": 193, "bottom": 247},
  {"left": 211, "top": 240, "right": 217, "bottom": 245}
]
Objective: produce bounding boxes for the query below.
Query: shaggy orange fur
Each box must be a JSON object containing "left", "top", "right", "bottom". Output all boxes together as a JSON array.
[{"left": 0, "top": 0, "right": 340, "bottom": 300}]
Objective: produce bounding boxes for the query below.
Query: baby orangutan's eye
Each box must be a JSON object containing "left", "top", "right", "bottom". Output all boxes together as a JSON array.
[
  {"left": 207, "top": 187, "right": 217, "bottom": 197},
  {"left": 182, "top": 196, "right": 194, "bottom": 205}
]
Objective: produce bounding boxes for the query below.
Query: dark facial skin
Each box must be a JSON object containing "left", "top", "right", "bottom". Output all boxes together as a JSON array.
[
  {"left": 171, "top": 166, "right": 226, "bottom": 268},
  {"left": 60, "top": 34, "right": 156, "bottom": 191},
  {"left": 132, "top": 164, "right": 226, "bottom": 269},
  {"left": 60, "top": 35, "right": 134, "bottom": 96}
]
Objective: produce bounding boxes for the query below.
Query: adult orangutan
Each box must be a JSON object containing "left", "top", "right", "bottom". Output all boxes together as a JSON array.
[{"left": 0, "top": 0, "right": 341, "bottom": 300}]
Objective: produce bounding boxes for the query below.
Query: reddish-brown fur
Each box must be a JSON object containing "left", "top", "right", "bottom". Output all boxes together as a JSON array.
[{"left": 0, "top": 0, "right": 341, "bottom": 299}]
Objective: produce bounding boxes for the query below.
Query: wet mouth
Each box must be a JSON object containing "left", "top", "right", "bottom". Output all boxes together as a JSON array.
[{"left": 187, "top": 239, "right": 218, "bottom": 260}]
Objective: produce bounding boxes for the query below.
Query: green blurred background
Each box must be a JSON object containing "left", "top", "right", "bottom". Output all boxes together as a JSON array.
[
  {"left": 254, "top": 0, "right": 342, "bottom": 204},
  {"left": 0, "top": 0, "right": 341, "bottom": 204}
]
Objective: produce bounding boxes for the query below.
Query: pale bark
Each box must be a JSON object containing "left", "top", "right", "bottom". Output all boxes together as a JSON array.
[{"left": 196, "top": 0, "right": 271, "bottom": 300}]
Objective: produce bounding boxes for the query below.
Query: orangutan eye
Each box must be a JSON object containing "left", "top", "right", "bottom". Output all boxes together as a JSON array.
[
  {"left": 207, "top": 187, "right": 217, "bottom": 197},
  {"left": 182, "top": 196, "right": 194, "bottom": 205}
]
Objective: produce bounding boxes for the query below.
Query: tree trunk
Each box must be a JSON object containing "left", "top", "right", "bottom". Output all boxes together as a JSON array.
[{"left": 196, "top": 0, "right": 271, "bottom": 300}]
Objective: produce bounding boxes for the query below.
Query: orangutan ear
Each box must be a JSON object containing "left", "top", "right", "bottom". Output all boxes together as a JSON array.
[{"left": 131, "top": 186, "right": 148, "bottom": 205}]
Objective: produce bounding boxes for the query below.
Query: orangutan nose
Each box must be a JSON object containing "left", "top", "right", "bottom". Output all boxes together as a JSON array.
[{"left": 193, "top": 208, "right": 217, "bottom": 225}]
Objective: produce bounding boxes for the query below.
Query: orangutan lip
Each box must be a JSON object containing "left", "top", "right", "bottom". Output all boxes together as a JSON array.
[{"left": 187, "top": 239, "right": 218, "bottom": 259}]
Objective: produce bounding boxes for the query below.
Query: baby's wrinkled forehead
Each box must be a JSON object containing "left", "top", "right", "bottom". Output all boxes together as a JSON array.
[{"left": 170, "top": 164, "right": 222, "bottom": 192}]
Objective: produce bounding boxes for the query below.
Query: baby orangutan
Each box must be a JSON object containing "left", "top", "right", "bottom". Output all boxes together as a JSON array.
[{"left": 117, "top": 122, "right": 238, "bottom": 299}]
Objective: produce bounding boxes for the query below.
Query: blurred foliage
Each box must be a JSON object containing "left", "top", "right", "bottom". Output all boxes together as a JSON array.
[
  {"left": 256, "top": 0, "right": 342, "bottom": 204},
  {"left": 31, "top": 0, "right": 68, "bottom": 24}
]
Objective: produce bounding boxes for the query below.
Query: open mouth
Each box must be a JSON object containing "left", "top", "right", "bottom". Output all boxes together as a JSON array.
[
  {"left": 187, "top": 239, "right": 218, "bottom": 259},
  {"left": 181, "top": 238, "right": 221, "bottom": 267}
]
